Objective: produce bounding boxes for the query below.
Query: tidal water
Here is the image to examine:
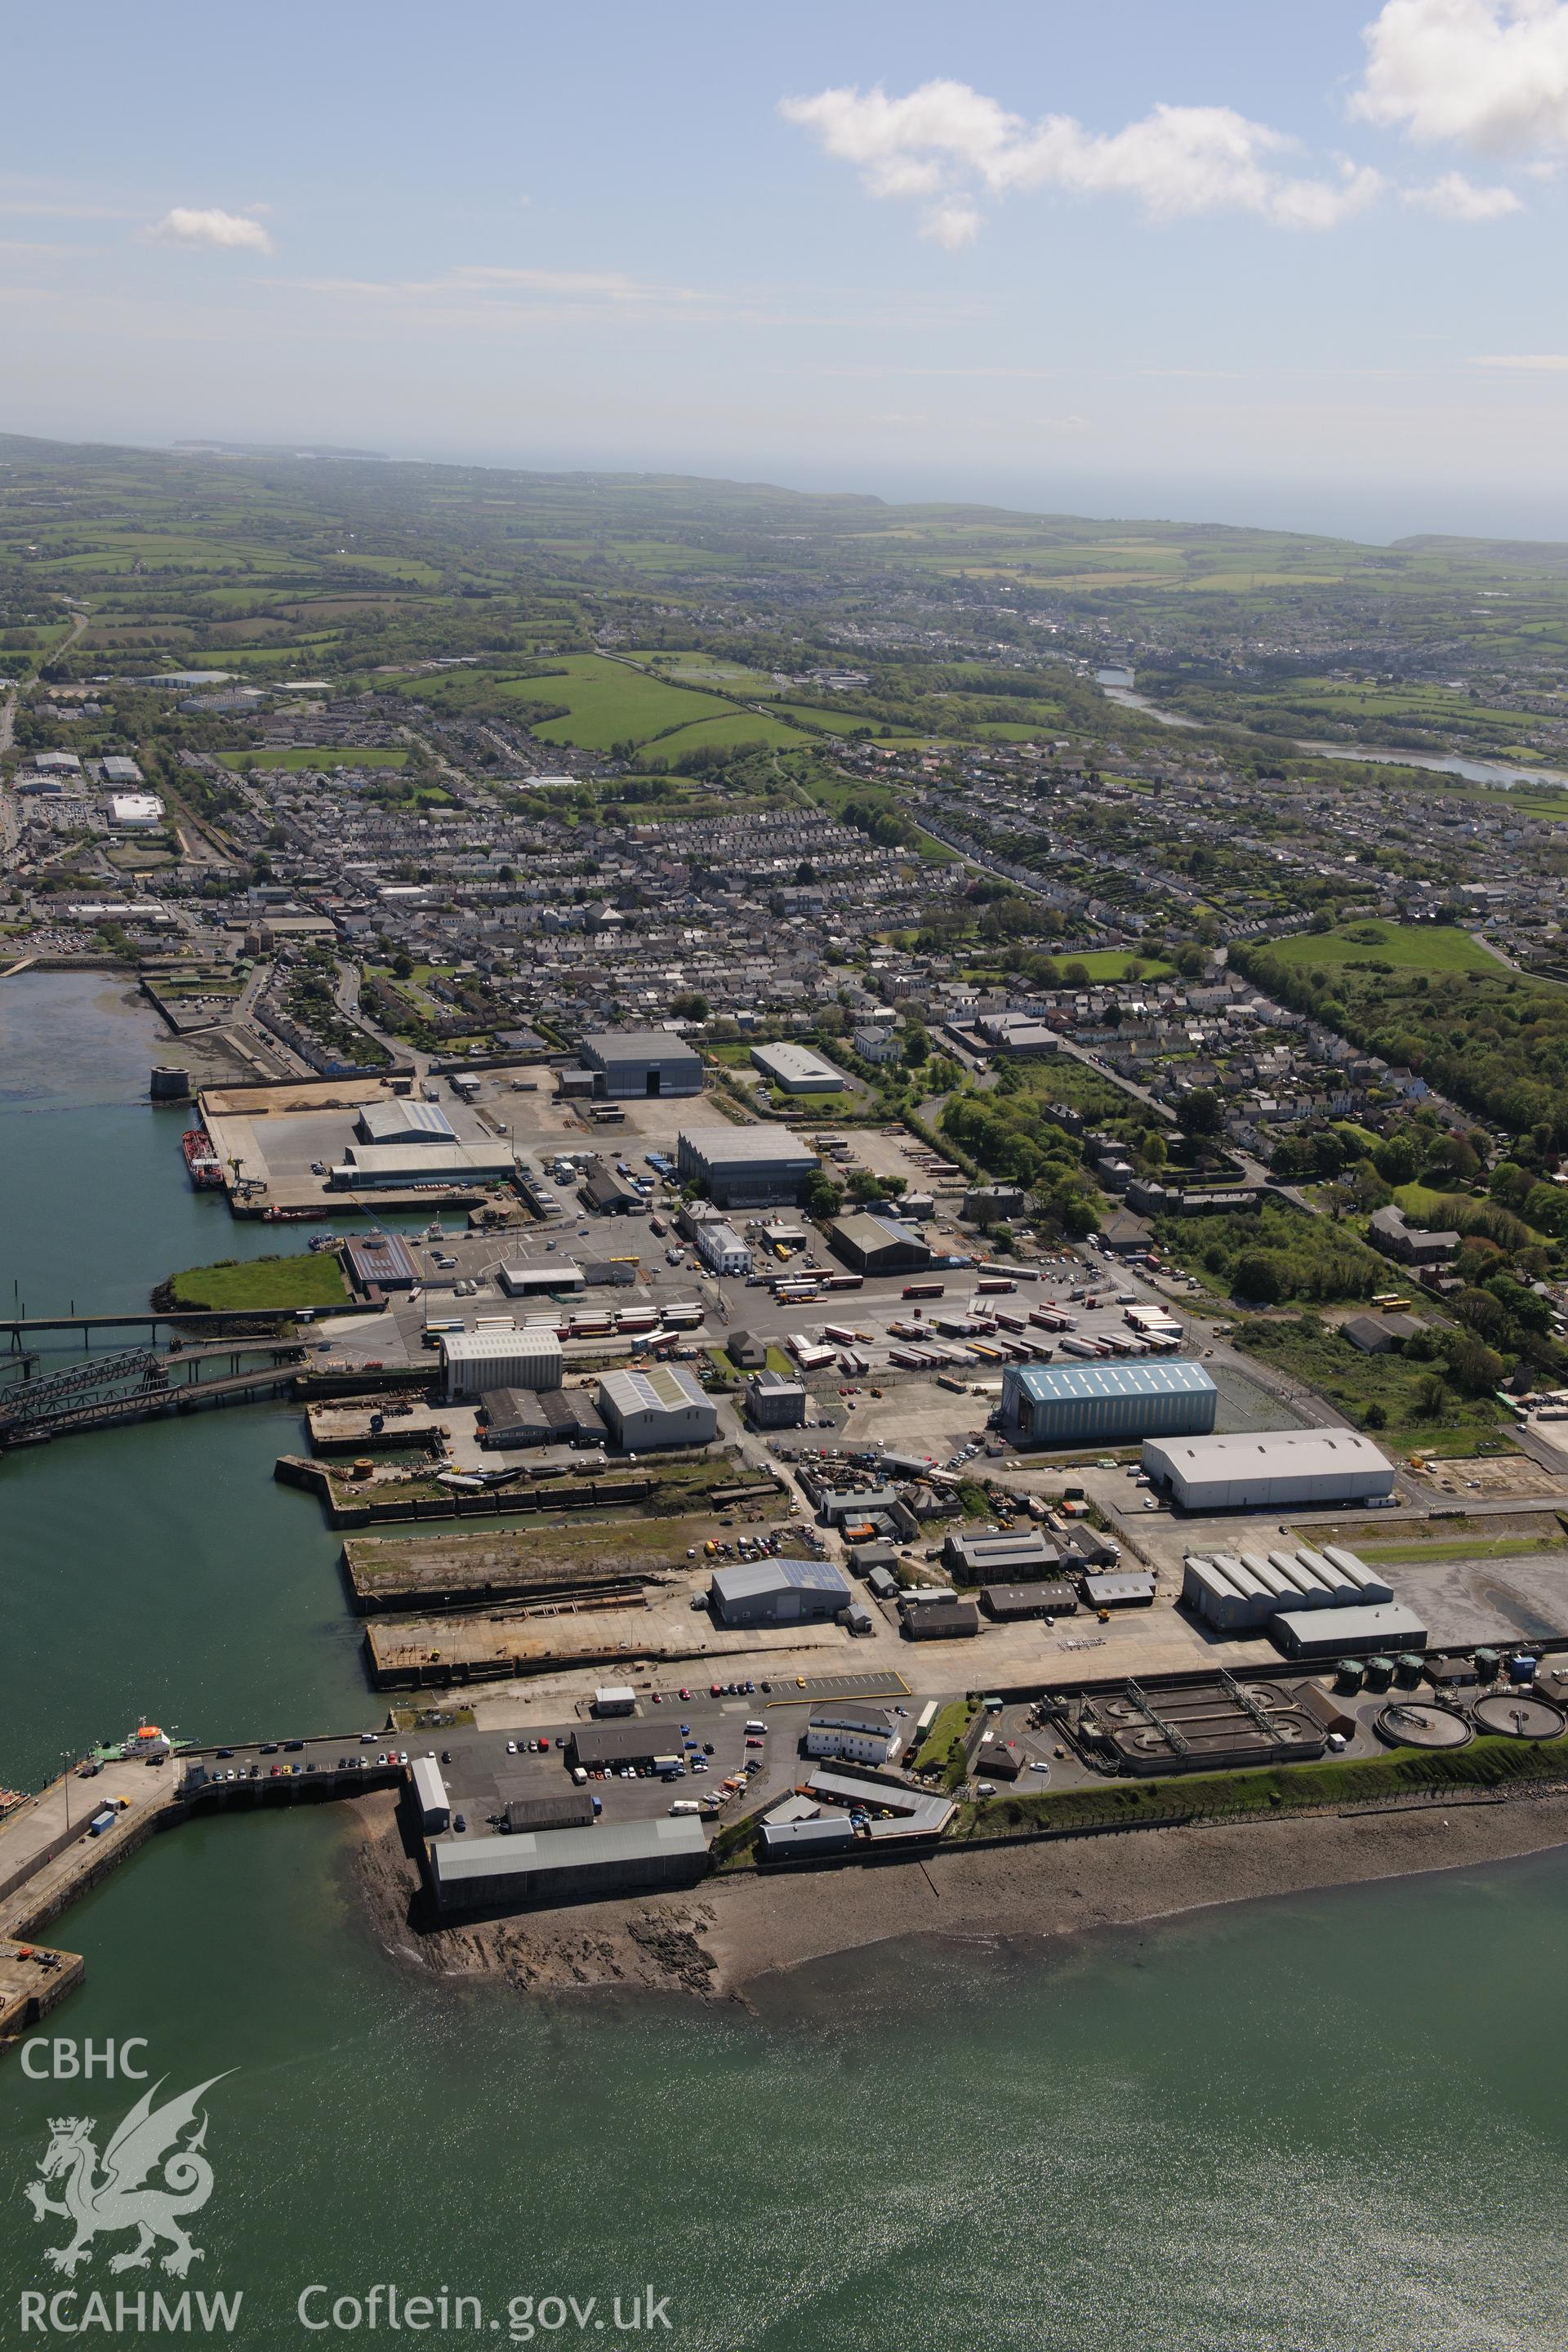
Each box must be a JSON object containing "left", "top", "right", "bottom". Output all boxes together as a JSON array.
[
  {"left": 1097, "top": 678, "right": 1568, "bottom": 790},
  {"left": 3, "top": 974, "right": 1568, "bottom": 2351}
]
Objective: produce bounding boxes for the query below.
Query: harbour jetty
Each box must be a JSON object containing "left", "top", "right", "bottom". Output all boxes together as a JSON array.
[{"left": 0, "top": 1728, "right": 399, "bottom": 2047}]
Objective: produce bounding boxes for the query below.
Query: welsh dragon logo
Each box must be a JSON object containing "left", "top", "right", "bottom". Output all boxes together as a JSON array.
[{"left": 24, "top": 2075, "right": 230, "bottom": 2278}]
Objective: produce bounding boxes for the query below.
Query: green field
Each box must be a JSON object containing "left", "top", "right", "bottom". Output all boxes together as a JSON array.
[
  {"left": 1071, "top": 950, "right": 1176, "bottom": 981},
  {"left": 652, "top": 710, "right": 817, "bottom": 755},
  {"left": 1265, "top": 921, "right": 1498, "bottom": 976},
  {"left": 216, "top": 746, "right": 408, "bottom": 771},
  {"left": 625, "top": 653, "right": 783, "bottom": 693},
  {"left": 166, "top": 1254, "right": 350, "bottom": 1311},
  {"left": 522, "top": 655, "right": 744, "bottom": 749}
]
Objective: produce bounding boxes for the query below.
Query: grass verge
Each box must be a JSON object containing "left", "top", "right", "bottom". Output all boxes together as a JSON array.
[{"left": 956, "top": 1733, "right": 1568, "bottom": 1838}]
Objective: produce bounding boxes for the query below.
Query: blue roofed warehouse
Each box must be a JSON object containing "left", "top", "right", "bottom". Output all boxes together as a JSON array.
[{"left": 1001, "top": 1358, "right": 1218, "bottom": 1448}]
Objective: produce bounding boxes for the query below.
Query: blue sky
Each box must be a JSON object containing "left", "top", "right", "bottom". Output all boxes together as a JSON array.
[{"left": 7, "top": 0, "right": 1568, "bottom": 538}]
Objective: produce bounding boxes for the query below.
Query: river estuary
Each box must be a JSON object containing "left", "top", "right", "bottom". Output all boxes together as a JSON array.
[
  {"left": 1094, "top": 671, "right": 1568, "bottom": 791},
  {"left": 2, "top": 973, "right": 1566, "bottom": 2350}
]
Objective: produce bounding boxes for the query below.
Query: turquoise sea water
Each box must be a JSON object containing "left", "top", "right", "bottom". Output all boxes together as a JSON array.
[{"left": 2, "top": 976, "right": 1567, "bottom": 2350}]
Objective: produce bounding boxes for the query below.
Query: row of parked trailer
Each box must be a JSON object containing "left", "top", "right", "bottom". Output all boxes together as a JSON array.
[
  {"left": 1183, "top": 1544, "right": 1393, "bottom": 1633},
  {"left": 550, "top": 1301, "right": 703, "bottom": 1343},
  {"left": 772, "top": 1272, "right": 864, "bottom": 1308}
]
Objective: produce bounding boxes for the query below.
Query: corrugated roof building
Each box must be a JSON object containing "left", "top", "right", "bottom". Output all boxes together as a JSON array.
[
  {"left": 430, "top": 1816, "right": 708, "bottom": 1913},
  {"left": 828, "top": 1212, "right": 932, "bottom": 1275},
  {"left": 676, "top": 1125, "right": 819, "bottom": 1208},
  {"left": 579, "top": 1031, "right": 702, "bottom": 1098},
  {"left": 597, "top": 1364, "right": 717, "bottom": 1450},
  {"left": 1143, "top": 1429, "right": 1396, "bottom": 1511},
  {"left": 354, "top": 1100, "right": 457, "bottom": 1146},
  {"left": 1002, "top": 1358, "right": 1218, "bottom": 1447},
  {"left": 440, "top": 1326, "right": 563, "bottom": 1400},
  {"left": 709, "top": 1557, "right": 852, "bottom": 1626},
  {"left": 750, "top": 1040, "right": 845, "bottom": 1094}
]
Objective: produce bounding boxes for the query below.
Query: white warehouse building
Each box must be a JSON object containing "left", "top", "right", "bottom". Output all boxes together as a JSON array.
[
  {"left": 354, "top": 1100, "right": 457, "bottom": 1147},
  {"left": 408, "top": 1756, "right": 451, "bottom": 1833},
  {"left": 107, "top": 792, "right": 167, "bottom": 830},
  {"left": 750, "top": 1040, "right": 845, "bottom": 1094},
  {"left": 597, "top": 1364, "right": 717, "bottom": 1450},
  {"left": 1143, "top": 1429, "right": 1396, "bottom": 1512},
  {"left": 439, "top": 1326, "right": 563, "bottom": 1401}
]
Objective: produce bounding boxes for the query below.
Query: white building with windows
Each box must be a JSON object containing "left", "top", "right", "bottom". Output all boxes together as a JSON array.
[
  {"left": 804, "top": 1704, "right": 901, "bottom": 1766},
  {"left": 694, "top": 1220, "right": 751, "bottom": 1276}
]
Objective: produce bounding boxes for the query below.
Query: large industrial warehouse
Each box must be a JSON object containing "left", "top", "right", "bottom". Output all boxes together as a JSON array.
[
  {"left": 329, "top": 1140, "right": 516, "bottom": 1190},
  {"left": 354, "top": 1100, "right": 457, "bottom": 1147},
  {"left": 578, "top": 1031, "right": 702, "bottom": 1098},
  {"left": 828, "top": 1211, "right": 932, "bottom": 1276},
  {"left": 749, "top": 1040, "right": 845, "bottom": 1094},
  {"left": 429, "top": 1815, "right": 709, "bottom": 1914},
  {"left": 597, "top": 1363, "right": 717, "bottom": 1450},
  {"left": 709, "top": 1557, "right": 852, "bottom": 1626},
  {"left": 439, "top": 1326, "right": 564, "bottom": 1401},
  {"left": 1143, "top": 1428, "right": 1396, "bottom": 1511},
  {"left": 676, "top": 1124, "right": 819, "bottom": 1208},
  {"left": 1001, "top": 1358, "right": 1218, "bottom": 1447}
]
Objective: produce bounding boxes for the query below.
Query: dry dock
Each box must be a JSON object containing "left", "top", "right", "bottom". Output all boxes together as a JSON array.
[
  {"left": 342, "top": 1519, "right": 701, "bottom": 1613},
  {"left": 364, "top": 1599, "right": 848, "bottom": 1689}
]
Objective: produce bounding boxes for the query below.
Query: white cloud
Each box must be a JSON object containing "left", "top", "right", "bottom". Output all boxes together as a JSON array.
[
  {"left": 920, "top": 198, "right": 982, "bottom": 250},
  {"left": 1403, "top": 167, "right": 1524, "bottom": 214},
  {"left": 1354, "top": 0, "right": 1568, "bottom": 152},
  {"left": 781, "top": 79, "right": 1383, "bottom": 242},
  {"left": 1471, "top": 350, "right": 1568, "bottom": 366},
  {"left": 151, "top": 207, "right": 274, "bottom": 253}
]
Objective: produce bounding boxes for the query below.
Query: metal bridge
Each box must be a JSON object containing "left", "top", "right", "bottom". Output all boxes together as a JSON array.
[{"left": 0, "top": 1341, "right": 304, "bottom": 1445}]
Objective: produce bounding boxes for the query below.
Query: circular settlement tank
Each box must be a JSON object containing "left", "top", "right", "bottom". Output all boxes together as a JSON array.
[
  {"left": 1374, "top": 1699, "right": 1472, "bottom": 1751},
  {"left": 1473, "top": 1692, "right": 1567, "bottom": 1740},
  {"left": 149, "top": 1065, "right": 190, "bottom": 1100}
]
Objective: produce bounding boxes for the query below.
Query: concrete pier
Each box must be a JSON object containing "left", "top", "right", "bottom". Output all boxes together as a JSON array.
[{"left": 0, "top": 1940, "right": 83, "bottom": 2047}]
